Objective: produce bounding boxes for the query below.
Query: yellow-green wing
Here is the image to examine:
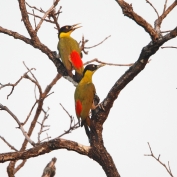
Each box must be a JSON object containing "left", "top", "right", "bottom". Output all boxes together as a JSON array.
[
  {"left": 74, "top": 82, "right": 96, "bottom": 121},
  {"left": 58, "top": 37, "right": 81, "bottom": 71}
]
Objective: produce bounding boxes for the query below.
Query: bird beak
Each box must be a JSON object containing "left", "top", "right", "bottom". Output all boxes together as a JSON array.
[
  {"left": 97, "top": 64, "right": 105, "bottom": 69},
  {"left": 71, "top": 23, "right": 82, "bottom": 30}
]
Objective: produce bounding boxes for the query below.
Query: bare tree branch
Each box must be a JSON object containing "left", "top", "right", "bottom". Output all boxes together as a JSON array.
[
  {"left": 5, "top": 72, "right": 62, "bottom": 175},
  {"left": 20, "top": 73, "right": 61, "bottom": 151},
  {"left": 144, "top": 142, "right": 174, "bottom": 177},
  {"left": 161, "top": 46, "right": 177, "bottom": 49},
  {"left": 18, "top": 0, "right": 37, "bottom": 39},
  {"left": 32, "top": 9, "right": 37, "bottom": 28},
  {"left": 92, "top": 26, "right": 177, "bottom": 149},
  {"left": 160, "top": 0, "right": 177, "bottom": 22},
  {"left": 0, "top": 138, "right": 91, "bottom": 163},
  {"left": 0, "top": 67, "right": 35, "bottom": 99},
  {"left": 115, "top": 0, "right": 159, "bottom": 40},
  {"left": 0, "top": 136, "right": 18, "bottom": 151},
  {"left": 84, "top": 35, "right": 111, "bottom": 49},
  {"left": 0, "top": 26, "right": 32, "bottom": 45},
  {"left": 23, "top": 100, "right": 38, "bottom": 125},
  {"left": 163, "top": 0, "right": 168, "bottom": 13},
  {"left": 146, "top": 0, "right": 159, "bottom": 17},
  {"left": 154, "top": 0, "right": 177, "bottom": 35},
  {"left": 0, "top": 104, "right": 36, "bottom": 146},
  {"left": 48, "top": 9, "right": 60, "bottom": 31},
  {"left": 35, "top": 0, "right": 60, "bottom": 32},
  {"left": 14, "top": 160, "right": 27, "bottom": 174},
  {"left": 161, "top": 30, "right": 172, "bottom": 33},
  {"left": 26, "top": 3, "right": 62, "bottom": 31},
  {"left": 38, "top": 108, "right": 51, "bottom": 143},
  {"left": 26, "top": 2, "right": 45, "bottom": 13},
  {"left": 58, "top": 103, "right": 79, "bottom": 137},
  {"left": 27, "top": 12, "right": 54, "bottom": 23},
  {"left": 83, "top": 58, "right": 146, "bottom": 66}
]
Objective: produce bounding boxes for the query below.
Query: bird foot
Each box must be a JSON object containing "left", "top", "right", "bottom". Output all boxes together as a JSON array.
[
  {"left": 91, "top": 101, "right": 105, "bottom": 111},
  {"left": 98, "top": 102, "right": 105, "bottom": 111}
]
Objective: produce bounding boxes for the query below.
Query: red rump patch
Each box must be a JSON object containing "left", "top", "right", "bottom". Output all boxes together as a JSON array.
[
  {"left": 70, "top": 51, "right": 83, "bottom": 69},
  {"left": 76, "top": 100, "right": 82, "bottom": 117}
]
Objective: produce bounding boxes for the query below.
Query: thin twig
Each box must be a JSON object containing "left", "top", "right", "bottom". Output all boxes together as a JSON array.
[
  {"left": 23, "top": 61, "right": 38, "bottom": 82},
  {"left": 0, "top": 68, "right": 35, "bottom": 99},
  {"left": 46, "top": 133, "right": 50, "bottom": 141},
  {"left": 144, "top": 142, "right": 174, "bottom": 177},
  {"left": 32, "top": 9, "right": 37, "bottom": 28},
  {"left": 35, "top": 0, "right": 60, "bottom": 32},
  {"left": 58, "top": 103, "right": 79, "bottom": 137},
  {"left": 34, "top": 85, "right": 38, "bottom": 101},
  {"left": 56, "top": 6, "right": 62, "bottom": 20},
  {"left": 0, "top": 104, "right": 36, "bottom": 146},
  {"left": 161, "top": 46, "right": 177, "bottom": 49},
  {"left": 84, "top": 35, "right": 111, "bottom": 49},
  {"left": 27, "top": 12, "right": 54, "bottom": 23},
  {"left": 26, "top": 2, "right": 45, "bottom": 13},
  {"left": 23, "top": 100, "right": 38, "bottom": 125},
  {"left": 80, "top": 35, "right": 89, "bottom": 54},
  {"left": 146, "top": 0, "right": 159, "bottom": 17},
  {"left": 163, "top": 0, "right": 168, "bottom": 13},
  {"left": 23, "top": 62, "right": 43, "bottom": 96},
  {"left": 161, "top": 30, "right": 171, "bottom": 33},
  {"left": 37, "top": 108, "right": 50, "bottom": 143},
  {"left": 84, "top": 58, "right": 151, "bottom": 66},
  {"left": 48, "top": 9, "right": 60, "bottom": 31},
  {"left": 0, "top": 136, "right": 18, "bottom": 151},
  {"left": 40, "top": 136, "right": 51, "bottom": 142}
]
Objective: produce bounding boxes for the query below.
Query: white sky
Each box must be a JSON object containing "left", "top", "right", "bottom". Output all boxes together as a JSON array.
[{"left": 0, "top": 0, "right": 177, "bottom": 176}]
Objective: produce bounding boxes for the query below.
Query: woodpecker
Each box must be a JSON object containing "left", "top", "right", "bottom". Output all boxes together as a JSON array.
[
  {"left": 74, "top": 64, "right": 104, "bottom": 139},
  {"left": 58, "top": 24, "right": 84, "bottom": 78}
]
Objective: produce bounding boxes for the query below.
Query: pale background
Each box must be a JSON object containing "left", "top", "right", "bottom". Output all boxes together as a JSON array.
[{"left": 0, "top": 0, "right": 177, "bottom": 176}]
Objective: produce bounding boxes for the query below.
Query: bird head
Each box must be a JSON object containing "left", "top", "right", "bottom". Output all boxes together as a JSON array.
[
  {"left": 83, "top": 64, "right": 104, "bottom": 77},
  {"left": 58, "top": 23, "right": 82, "bottom": 38}
]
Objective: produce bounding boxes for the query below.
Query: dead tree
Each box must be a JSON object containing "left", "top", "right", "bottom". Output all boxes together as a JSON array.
[{"left": 0, "top": 0, "right": 177, "bottom": 177}]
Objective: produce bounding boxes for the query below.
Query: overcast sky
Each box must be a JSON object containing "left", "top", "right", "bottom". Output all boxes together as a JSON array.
[{"left": 0, "top": 0, "right": 177, "bottom": 176}]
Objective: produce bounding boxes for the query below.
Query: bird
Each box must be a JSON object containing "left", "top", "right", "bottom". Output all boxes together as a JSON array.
[
  {"left": 74, "top": 64, "right": 104, "bottom": 140},
  {"left": 58, "top": 23, "right": 84, "bottom": 78}
]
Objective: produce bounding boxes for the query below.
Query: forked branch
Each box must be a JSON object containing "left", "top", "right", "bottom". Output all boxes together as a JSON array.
[
  {"left": 0, "top": 104, "right": 35, "bottom": 146},
  {"left": 144, "top": 142, "right": 174, "bottom": 177},
  {"left": 37, "top": 108, "right": 51, "bottom": 143},
  {"left": 115, "top": 0, "right": 159, "bottom": 40},
  {"left": 58, "top": 103, "right": 80, "bottom": 137},
  {"left": 0, "top": 67, "right": 35, "bottom": 99}
]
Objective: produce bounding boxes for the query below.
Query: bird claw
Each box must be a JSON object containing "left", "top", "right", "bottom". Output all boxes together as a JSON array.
[
  {"left": 92, "top": 101, "right": 105, "bottom": 111},
  {"left": 98, "top": 102, "right": 105, "bottom": 111}
]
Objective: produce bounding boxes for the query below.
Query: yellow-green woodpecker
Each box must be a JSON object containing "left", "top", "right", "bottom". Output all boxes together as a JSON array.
[
  {"left": 58, "top": 24, "right": 84, "bottom": 77},
  {"left": 74, "top": 64, "right": 104, "bottom": 139}
]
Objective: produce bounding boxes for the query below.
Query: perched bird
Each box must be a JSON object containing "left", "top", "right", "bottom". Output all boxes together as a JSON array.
[
  {"left": 74, "top": 64, "right": 104, "bottom": 139},
  {"left": 58, "top": 24, "right": 84, "bottom": 77}
]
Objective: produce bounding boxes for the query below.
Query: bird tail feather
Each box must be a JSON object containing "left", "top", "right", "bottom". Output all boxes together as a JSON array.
[{"left": 82, "top": 117, "right": 98, "bottom": 141}]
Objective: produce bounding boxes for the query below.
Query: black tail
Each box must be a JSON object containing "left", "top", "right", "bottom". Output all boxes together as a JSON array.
[
  {"left": 82, "top": 119, "right": 98, "bottom": 142},
  {"left": 84, "top": 125, "right": 91, "bottom": 141}
]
